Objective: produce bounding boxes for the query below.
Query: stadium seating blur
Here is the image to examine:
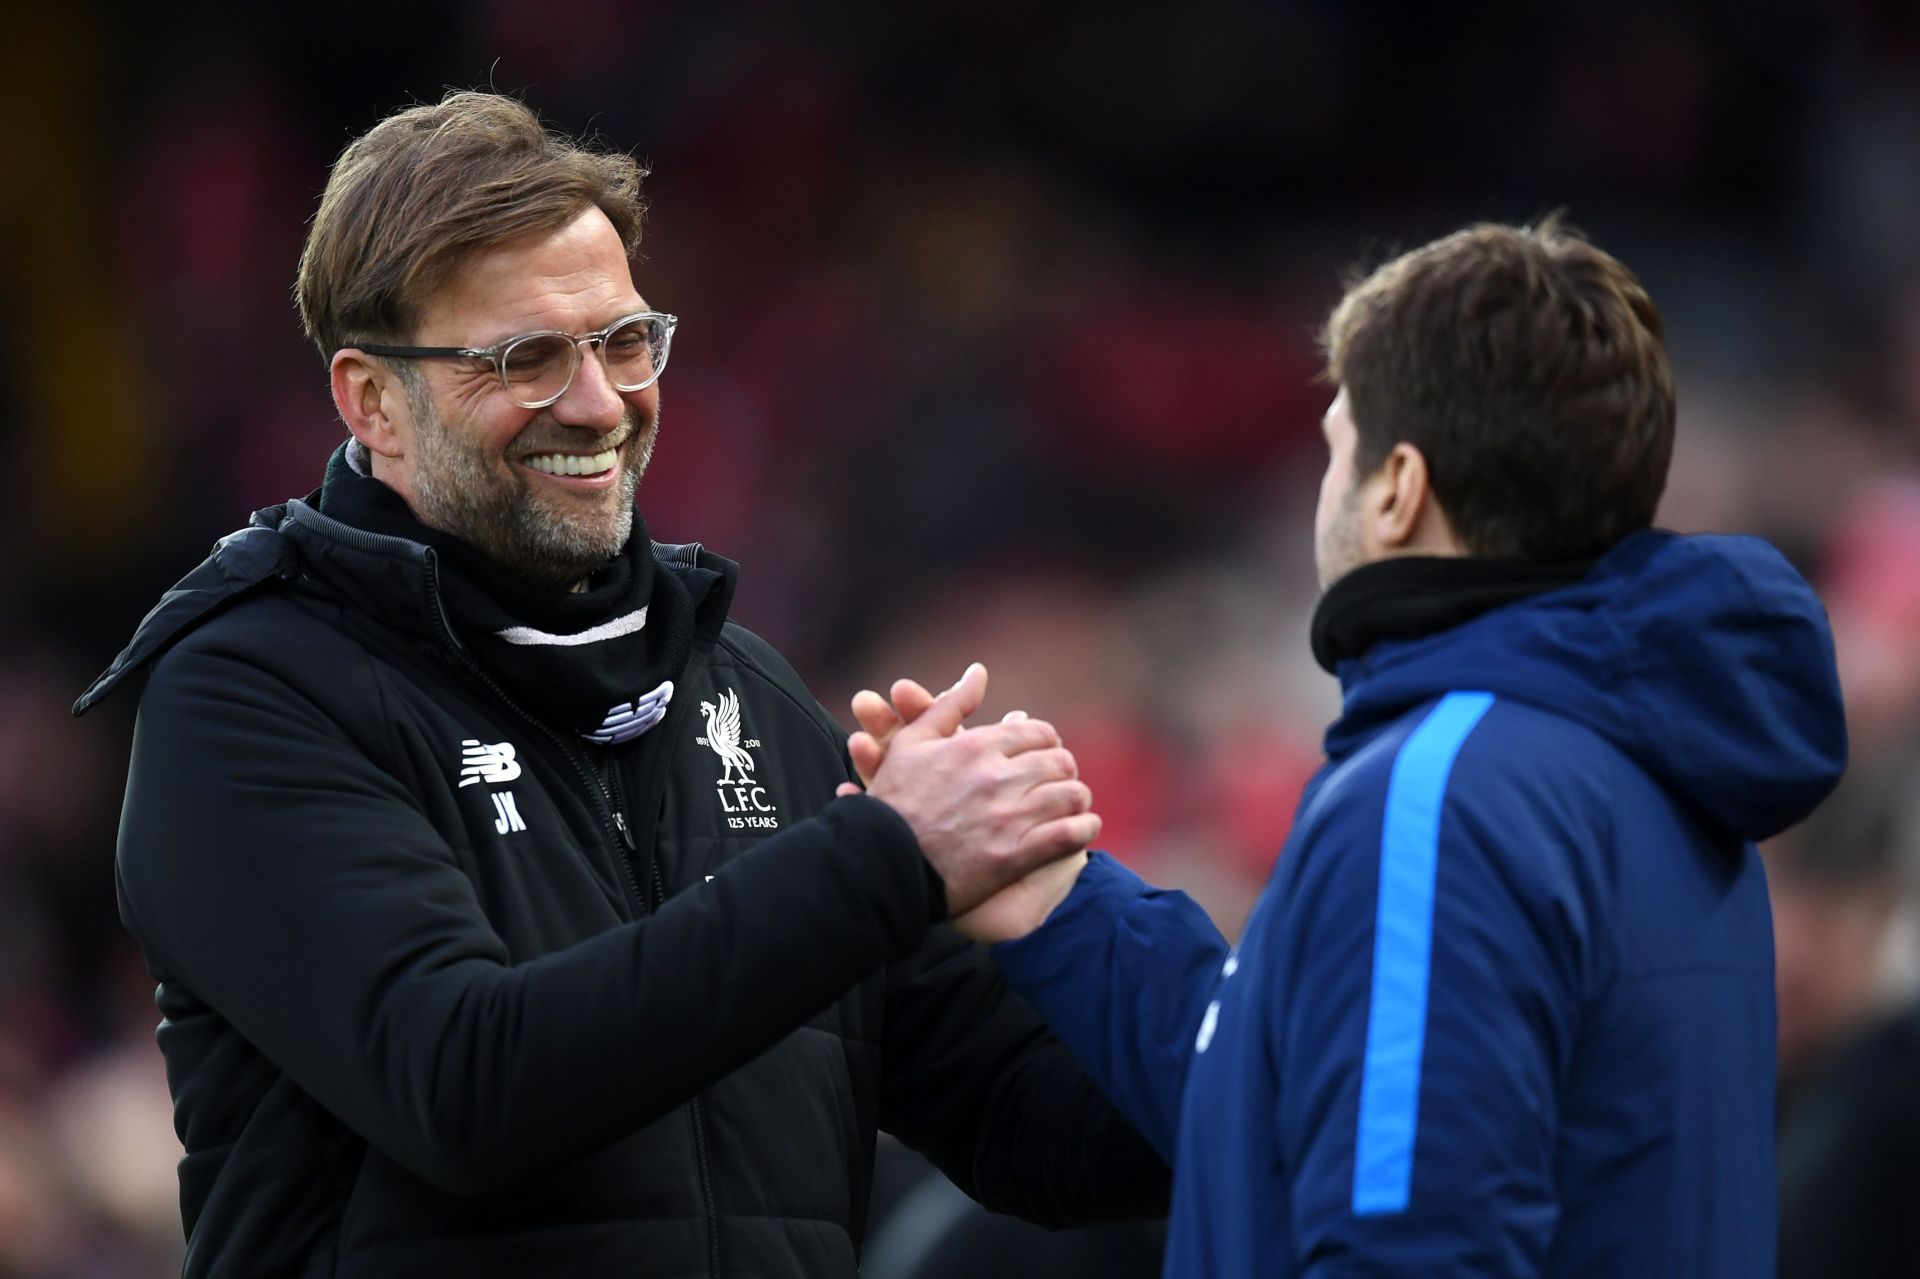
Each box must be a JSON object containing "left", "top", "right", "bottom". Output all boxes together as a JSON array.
[{"left": 4, "top": 3, "right": 1918, "bottom": 1272}]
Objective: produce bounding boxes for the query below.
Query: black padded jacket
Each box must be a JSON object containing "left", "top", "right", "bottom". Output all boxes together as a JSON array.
[{"left": 76, "top": 497, "right": 1169, "bottom": 1277}]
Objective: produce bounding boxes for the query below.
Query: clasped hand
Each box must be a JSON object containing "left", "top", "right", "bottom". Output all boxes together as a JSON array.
[{"left": 836, "top": 664, "right": 1093, "bottom": 943}]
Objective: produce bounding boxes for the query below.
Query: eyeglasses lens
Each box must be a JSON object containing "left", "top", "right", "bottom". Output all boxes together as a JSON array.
[
  {"left": 603, "top": 316, "right": 668, "bottom": 392},
  {"left": 501, "top": 334, "right": 578, "bottom": 407},
  {"left": 497, "top": 317, "right": 672, "bottom": 407}
]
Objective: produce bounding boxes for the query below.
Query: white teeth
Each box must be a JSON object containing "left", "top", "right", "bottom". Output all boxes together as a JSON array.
[{"left": 525, "top": 448, "right": 618, "bottom": 476}]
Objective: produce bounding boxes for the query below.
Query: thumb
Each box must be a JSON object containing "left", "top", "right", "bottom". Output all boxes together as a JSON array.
[{"left": 895, "top": 663, "right": 987, "bottom": 743}]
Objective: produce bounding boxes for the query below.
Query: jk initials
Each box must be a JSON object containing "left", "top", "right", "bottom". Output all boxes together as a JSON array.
[{"left": 492, "top": 791, "right": 528, "bottom": 834}]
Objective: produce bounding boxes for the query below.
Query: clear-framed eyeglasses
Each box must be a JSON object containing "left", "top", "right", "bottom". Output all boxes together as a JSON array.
[{"left": 354, "top": 311, "right": 678, "bottom": 410}]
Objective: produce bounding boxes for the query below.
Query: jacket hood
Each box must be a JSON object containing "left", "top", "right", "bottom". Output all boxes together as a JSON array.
[
  {"left": 72, "top": 510, "right": 303, "bottom": 716},
  {"left": 1326, "top": 530, "right": 1847, "bottom": 840}
]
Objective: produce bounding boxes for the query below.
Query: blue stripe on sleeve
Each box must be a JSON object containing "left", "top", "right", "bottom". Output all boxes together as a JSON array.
[{"left": 1351, "top": 690, "right": 1496, "bottom": 1216}]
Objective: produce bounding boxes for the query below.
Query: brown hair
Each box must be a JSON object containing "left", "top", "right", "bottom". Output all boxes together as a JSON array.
[
  {"left": 295, "top": 90, "right": 648, "bottom": 358},
  {"left": 1321, "top": 217, "right": 1675, "bottom": 562}
]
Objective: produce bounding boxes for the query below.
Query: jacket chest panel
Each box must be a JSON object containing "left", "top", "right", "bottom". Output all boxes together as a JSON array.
[
  {"left": 381, "top": 679, "right": 639, "bottom": 950},
  {"left": 645, "top": 671, "right": 850, "bottom": 882}
]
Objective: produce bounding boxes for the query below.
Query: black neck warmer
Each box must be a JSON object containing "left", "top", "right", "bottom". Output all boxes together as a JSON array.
[
  {"left": 1309, "top": 554, "right": 1596, "bottom": 673},
  {"left": 318, "top": 443, "right": 699, "bottom": 742}
]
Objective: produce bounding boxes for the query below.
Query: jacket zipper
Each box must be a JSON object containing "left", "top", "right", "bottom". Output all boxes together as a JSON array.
[
  {"left": 656, "top": 847, "right": 722, "bottom": 1278},
  {"left": 604, "top": 768, "right": 650, "bottom": 914},
  {"left": 428, "top": 554, "right": 720, "bottom": 1275},
  {"left": 604, "top": 714, "right": 721, "bottom": 1277},
  {"left": 423, "top": 555, "right": 646, "bottom": 918}
]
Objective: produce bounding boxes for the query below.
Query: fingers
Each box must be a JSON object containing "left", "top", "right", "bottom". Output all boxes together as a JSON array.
[
  {"left": 988, "top": 811, "right": 1102, "bottom": 898},
  {"left": 851, "top": 665, "right": 1101, "bottom": 917},
  {"left": 1021, "top": 778, "right": 1093, "bottom": 822},
  {"left": 835, "top": 781, "right": 862, "bottom": 798},
  {"left": 889, "top": 678, "right": 937, "bottom": 725},
  {"left": 860, "top": 716, "right": 1066, "bottom": 795},
  {"left": 1014, "top": 811, "right": 1103, "bottom": 868},
  {"left": 848, "top": 730, "right": 886, "bottom": 787},
  {"left": 1009, "top": 749, "right": 1081, "bottom": 788},
  {"left": 894, "top": 663, "right": 988, "bottom": 743},
  {"left": 976, "top": 717, "right": 1062, "bottom": 757},
  {"left": 848, "top": 680, "right": 923, "bottom": 789},
  {"left": 850, "top": 672, "right": 986, "bottom": 748},
  {"left": 847, "top": 671, "right": 972, "bottom": 787},
  {"left": 850, "top": 689, "right": 902, "bottom": 739},
  {"left": 846, "top": 686, "right": 895, "bottom": 787}
]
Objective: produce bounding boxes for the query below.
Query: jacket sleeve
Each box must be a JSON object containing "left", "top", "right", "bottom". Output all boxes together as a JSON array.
[
  {"left": 990, "top": 853, "right": 1231, "bottom": 1162},
  {"left": 116, "top": 641, "right": 940, "bottom": 1197},
  {"left": 1273, "top": 706, "right": 1586, "bottom": 1275},
  {"left": 874, "top": 910, "right": 1173, "bottom": 1226}
]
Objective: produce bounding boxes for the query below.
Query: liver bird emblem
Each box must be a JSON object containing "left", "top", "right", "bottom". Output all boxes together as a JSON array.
[{"left": 699, "top": 689, "right": 756, "bottom": 785}]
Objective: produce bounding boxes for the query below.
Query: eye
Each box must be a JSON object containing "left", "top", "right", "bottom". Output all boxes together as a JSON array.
[
  {"left": 600, "top": 317, "right": 663, "bottom": 389},
  {"left": 605, "top": 323, "right": 650, "bottom": 356},
  {"left": 495, "top": 330, "right": 568, "bottom": 380}
]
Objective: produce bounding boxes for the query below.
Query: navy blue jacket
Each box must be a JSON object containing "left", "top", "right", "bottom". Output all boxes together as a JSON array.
[{"left": 996, "top": 531, "right": 1847, "bottom": 1277}]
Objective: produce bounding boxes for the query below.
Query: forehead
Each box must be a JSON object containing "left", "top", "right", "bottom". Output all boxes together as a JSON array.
[{"left": 415, "top": 205, "right": 644, "bottom": 344}]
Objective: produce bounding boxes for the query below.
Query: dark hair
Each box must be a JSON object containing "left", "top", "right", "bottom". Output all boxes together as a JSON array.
[
  {"left": 295, "top": 90, "right": 648, "bottom": 358},
  {"left": 1321, "top": 217, "right": 1675, "bottom": 562}
]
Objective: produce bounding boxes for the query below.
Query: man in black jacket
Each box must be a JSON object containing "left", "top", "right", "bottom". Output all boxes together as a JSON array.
[{"left": 76, "top": 90, "right": 1167, "bottom": 1275}]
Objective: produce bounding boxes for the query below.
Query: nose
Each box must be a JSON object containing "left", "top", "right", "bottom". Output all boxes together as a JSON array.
[{"left": 548, "top": 340, "right": 631, "bottom": 433}]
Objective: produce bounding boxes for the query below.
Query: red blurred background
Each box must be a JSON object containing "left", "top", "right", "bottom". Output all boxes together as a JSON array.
[{"left": 2, "top": 2, "right": 1918, "bottom": 1272}]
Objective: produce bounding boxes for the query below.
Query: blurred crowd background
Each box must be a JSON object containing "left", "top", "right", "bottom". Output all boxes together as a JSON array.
[{"left": 3, "top": 1, "right": 1918, "bottom": 1274}]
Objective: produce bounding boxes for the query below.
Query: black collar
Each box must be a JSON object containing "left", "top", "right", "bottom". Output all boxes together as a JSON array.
[
  {"left": 316, "top": 442, "right": 702, "bottom": 741},
  {"left": 1309, "top": 555, "right": 1595, "bottom": 673}
]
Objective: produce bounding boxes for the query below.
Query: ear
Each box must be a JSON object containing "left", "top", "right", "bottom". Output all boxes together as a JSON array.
[
  {"left": 1371, "top": 442, "right": 1433, "bottom": 550},
  {"left": 330, "top": 350, "right": 411, "bottom": 461}
]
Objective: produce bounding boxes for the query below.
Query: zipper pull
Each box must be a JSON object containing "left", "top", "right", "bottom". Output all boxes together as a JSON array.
[{"left": 613, "top": 810, "right": 636, "bottom": 849}]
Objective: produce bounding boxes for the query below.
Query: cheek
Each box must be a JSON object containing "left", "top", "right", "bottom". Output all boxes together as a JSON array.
[
  {"left": 1314, "top": 461, "right": 1346, "bottom": 536},
  {"left": 475, "top": 406, "right": 540, "bottom": 458},
  {"left": 624, "top": 385, "right": 659, "bottom": 424}
]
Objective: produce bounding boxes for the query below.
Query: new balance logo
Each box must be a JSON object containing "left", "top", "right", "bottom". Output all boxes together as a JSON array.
[
  {"left": 459, "top": 739, "right": 529, "bottom": 837},
  {"left": 459, "top": 740, "right": 523, "bottom": 787}
]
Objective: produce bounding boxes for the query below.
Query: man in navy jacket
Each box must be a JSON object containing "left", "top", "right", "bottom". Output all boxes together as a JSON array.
[{"left": 852, "top": 219, "right": 1847, "bottom": 1276}]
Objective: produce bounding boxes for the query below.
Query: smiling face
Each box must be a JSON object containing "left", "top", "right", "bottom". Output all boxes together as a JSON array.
[{"left": 375, "top": 206, "right": 661, "bottom": 588}]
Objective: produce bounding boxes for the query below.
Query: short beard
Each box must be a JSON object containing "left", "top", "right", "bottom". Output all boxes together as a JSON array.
[
  {"left": 1315, "top": 480, "right": 1366, "bottom": 590},
  {"left": 403, "top": 374, "right": 658, "bottom": 590}
]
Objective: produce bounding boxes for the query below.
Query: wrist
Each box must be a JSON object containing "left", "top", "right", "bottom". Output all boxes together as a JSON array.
[{"left": 1035, "top": 850, "right": 1091, "bottom": 924}]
